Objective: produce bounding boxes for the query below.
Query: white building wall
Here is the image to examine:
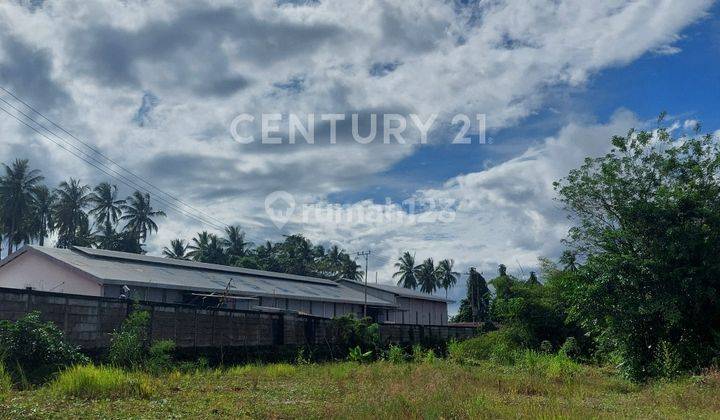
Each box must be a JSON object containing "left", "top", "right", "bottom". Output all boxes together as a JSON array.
[{"left": 0, "top": 251, "right": 101, "bottom": 296}]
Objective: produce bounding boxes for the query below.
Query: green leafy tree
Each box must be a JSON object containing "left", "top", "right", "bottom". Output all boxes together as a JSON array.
[
  {"left": 526, "top": 271, "right": 540, "bottom": 286},
  {"left": 554, "top": 123, "right": 720, "bottom": 380},
  {"left": 188, "top": 231, "right": 226, "bottom": 264},
  {"left": 393, "top": 252, "right": 418, "bottom": 289}
]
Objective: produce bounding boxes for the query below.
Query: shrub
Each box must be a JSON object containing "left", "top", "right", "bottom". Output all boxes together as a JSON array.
[
  {"left": 559, "top": 337, "right": 581, "bottom": 360},
  {"left": 51, "top": 365, "right": 153, "bottom": 399},
  {"left": 147, "top": 340, "right": 176, "bottom": 374},
  {"left": 0, "top": 312, "right": 88, "bottom": 384},
  {"left": 331, "top": 315, "right": 380, "bottom": 358},
  {"left": 108, "top": 310, "right": 150, "bottom": 368},
  {"left": 348, "top": 346, "right": 373, "bottom": 363},
  {"left": 516, "top": 350, "right": 582, "bottom": 379},
  {"left": 539, "top": 340, "right": 553, "bottom": 353},
  {"left": 448, "top": 329, "right": 524, "bottom": 365},
  {"left": 386, "top": 345, "right": 406, "bottom": 364}
]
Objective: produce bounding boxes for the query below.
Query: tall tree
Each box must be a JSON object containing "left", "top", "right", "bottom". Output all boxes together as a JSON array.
[
  {"left": 435, "top": 259, "right": 459, "bottom": 298},
  {"left": 222, "top": 225, "right": 250, "bottom": 263},
  {"left": 416, "top": 258, "right": 438, "bottom": 294},
  {"left": 559, "top": 250, "right": 578, "bottom": 272},
  {"left": 467, "top": 267, "right": 490, "bottom": 322},
  {"left": 163, "top": 239, "right": 189, "bottom": 260},
  {"left": 393, "top": 252, "right": 418, "bottom": 289},
  {"left": 340, "top": 252, "right": 363, "bottom": 282},
  {"left": 29, "top": 185, "right": 55, "bottom": 246},
  {"left": 555, "top": 124, "right": 720, "bottom": 380},
  {"left": 188, "top": 231, "right": 226, "bottom": 264},
  {"left": 120, "top": 191, "right": 166, "bottom": 244},
  {"left": 0, "top": 159, "right": 44, "bottom": 253},
  {"left": 89, "top": 182, "right": 125, "bottom": 230},
  {"left": 53, "top": 179, "right": 91, "bottom": 248}
]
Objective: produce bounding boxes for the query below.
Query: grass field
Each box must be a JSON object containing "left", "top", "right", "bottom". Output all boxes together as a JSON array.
[{"left": 2, "top": 360, "right": 720, "bottom": 419}]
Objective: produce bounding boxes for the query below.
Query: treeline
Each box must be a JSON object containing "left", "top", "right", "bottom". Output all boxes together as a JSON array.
[
  {"left": 162, "top": 231, "right": 365, "bottom": 282},
  {"left": 0, "top": 159, "right": 165, "bottom": 255}
]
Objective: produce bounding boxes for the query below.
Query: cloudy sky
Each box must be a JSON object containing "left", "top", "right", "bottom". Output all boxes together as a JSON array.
[{"left": 1, "top": 0, "right": 718, "bottom": 313}]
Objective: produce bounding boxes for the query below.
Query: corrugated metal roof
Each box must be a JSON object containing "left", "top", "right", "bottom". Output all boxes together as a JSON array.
[
  {"left": 340, "top": 279, "right": 453, "bottom": 303},
  {"left": 19, "top": 246, "right": 395, "bottom": 307}
]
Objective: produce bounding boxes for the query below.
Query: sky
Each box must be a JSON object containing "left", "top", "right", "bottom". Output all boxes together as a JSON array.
[{"left": 0, "top": 0, "right": 718, "bottom": 314}]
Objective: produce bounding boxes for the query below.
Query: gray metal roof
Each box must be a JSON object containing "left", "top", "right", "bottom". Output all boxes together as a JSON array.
[
  {"left": 14, "top": 246, "right": 394, "bottom": 307},
  {"left": 340, "top": 279, "right": 453, "bottom": 303}
]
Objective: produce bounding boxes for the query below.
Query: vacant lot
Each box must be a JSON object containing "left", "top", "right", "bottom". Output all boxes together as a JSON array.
[{"left": 2, "top": 361, "right": 720, "bottom": 419}]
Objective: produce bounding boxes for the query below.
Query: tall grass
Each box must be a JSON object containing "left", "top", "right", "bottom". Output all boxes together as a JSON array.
[
  {"left": 0, "top": 362, "right": 12, "bottom": 396},
  {"left": 50, "top": 365, "right": 153, "bottom": 399}
]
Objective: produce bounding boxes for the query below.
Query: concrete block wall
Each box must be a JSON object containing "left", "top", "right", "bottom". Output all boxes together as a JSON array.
[{"left": 0, "top": 287, "right": 477, "bottom": 352}]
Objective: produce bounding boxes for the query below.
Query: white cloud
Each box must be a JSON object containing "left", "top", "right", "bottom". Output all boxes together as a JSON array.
[{"left": 0, "top": 1, "right": 711, "bottom": 310}]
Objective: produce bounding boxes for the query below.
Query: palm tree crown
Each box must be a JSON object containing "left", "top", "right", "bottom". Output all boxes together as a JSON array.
[
  {"left": 393, "top": 252, "right": 418, "bottom": 289},
  {"left": 222, "top": 225, "right": 250, "bottom": 262},
  {"left": 163, "top": 239, "right": 189, "bottom": 260},
  {"left": 53, "top": 179, "right": 91, "bottom": 248},
  {"left": 29, "top": 185, "right": 55, "bottom": 246},
  {"left": 120, "top": 191, "right": 166, "bottom": 243},
  {"left": 0, "top": 159, "right": 44, "bottom": 253},
  {"left": 435, "top": 259, "right": 459, "bottom": 298},
  {"left": 416, "top": 258, "right": 439, "bottom": 294},
  {"left": 89, "top": 182, "right": 125, "bottom": 229}
]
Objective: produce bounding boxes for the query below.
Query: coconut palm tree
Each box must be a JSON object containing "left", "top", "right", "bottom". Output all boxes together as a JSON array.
[
  {"left": 435, "top": 259, "right": 459, "bottom": 298},
  {"left": 393, "top": 252, "right": 418, "bottom": 289},
  {"left": 89, "top": 182, "right": 125, "bottom": 229},
  {"left": 188, "top": 231, "right": 227, "bottom": 264},
  {"left": 163, "top": 239, "right": 189, "bottom": 260},
  {"left": 53, "top": 179, "right": 91, "bottom": 248},
  {"left": 29, "top": 185, "right": 55, "bottom": 246},
  {"left": 120, "top": 191, "right": 166, "bottom": 244},
  {"left": 340, "top": 252, "right": 363, "bottom": 282},
  {"left": 416, "top": 258, "right": 439, "bottom": 294},
  {"left": 222, "top": 225, "right": 250, "bottom": 263},
  {"left": 0, "top": 159, "right": 44, "bottom": 254}
]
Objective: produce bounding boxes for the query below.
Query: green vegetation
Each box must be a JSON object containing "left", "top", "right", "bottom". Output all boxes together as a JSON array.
[
  {"left": 554, "top": 123, "right": 720, "bottom": 380},
  {"left": 0, "top": 312, "right": 88, "bottom": 385},
  {"left": 50, "top": 365, "right": 153, "bottom": 400},
  {"left": 2, "top": 361, "right": 720, "bottom": 418}
]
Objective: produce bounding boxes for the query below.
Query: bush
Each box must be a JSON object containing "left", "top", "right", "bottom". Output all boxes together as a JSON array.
[
  {"left": 348, "top": 346, "right": 373, "bottom": 363},
  {"left": 0, "top": 312, "right": 88, "bottom": 384},
  {"left": 559, "top": 337, "right": 581, "bottom": 360},
  {"left": 386, "top": 345, "right": 406, "bottom": 364},
  {"left": 108, "top": 310, "right": 150, "bottom": 368},
  {"left": 539, "top": 340, "right": 553, "bottom": 353},
  {"left": 331, "top": 315, "right": 380, "bottom": 359},
  {"left": 515, "top": 350, "right": 582, "bottom": 379},
  {"left": 448, "top": 329, "right": 524, "bottom": 365},
  {"left": 147, "top": 340, "right": 176, "bottom": 374},
  {"left": 51, "top": 365, "right": 153, "bottom": 399}
]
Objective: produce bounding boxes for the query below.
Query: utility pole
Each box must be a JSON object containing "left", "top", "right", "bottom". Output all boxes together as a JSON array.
[{"left": 357, "top": 250, "right": 371, "bottom": 318}]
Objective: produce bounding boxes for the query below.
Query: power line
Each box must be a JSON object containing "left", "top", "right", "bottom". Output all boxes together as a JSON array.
[
  {"left": 0, "top": 86, "right": 231, "bottom": 231},
  {"left": 0, "top": 101, "right": 227, "bottom": 231}
]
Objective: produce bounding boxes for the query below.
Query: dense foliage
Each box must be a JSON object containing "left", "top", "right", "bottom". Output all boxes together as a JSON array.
[
  {"left": 0, "top": 312, "right": 88, "bottom": 384},
  {"left": 555, "top": 124, "right": 720, "bottom": 380}
]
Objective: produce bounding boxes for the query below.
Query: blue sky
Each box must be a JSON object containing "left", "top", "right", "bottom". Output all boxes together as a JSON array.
[{"left": 0, "top": 0, "right": 717, "bottom": 311}]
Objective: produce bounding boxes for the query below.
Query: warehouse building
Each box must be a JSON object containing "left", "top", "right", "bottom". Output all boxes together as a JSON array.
[{"left": 0, "top": 246, "right": 449, "bottom": 325}]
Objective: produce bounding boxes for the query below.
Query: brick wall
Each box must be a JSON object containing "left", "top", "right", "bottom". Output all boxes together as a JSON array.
[{"left": 0, "top": 287, "right": 477, "bottom": 352}]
